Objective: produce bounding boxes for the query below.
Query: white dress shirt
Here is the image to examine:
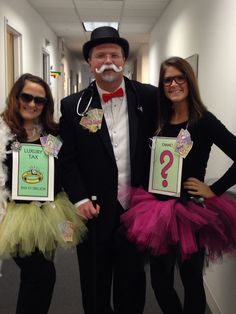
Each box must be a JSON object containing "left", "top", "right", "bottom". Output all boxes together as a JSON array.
[{"left": 97, "top": 80, "right": 131, "bottom": 209}]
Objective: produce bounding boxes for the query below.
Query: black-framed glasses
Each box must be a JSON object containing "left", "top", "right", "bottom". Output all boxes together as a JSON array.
[
  {"left": 163, "top": 75, "right": 186, "bottom": 86},
  {"left": 19, "top": 92, "right": 47, "bottom": 106}
]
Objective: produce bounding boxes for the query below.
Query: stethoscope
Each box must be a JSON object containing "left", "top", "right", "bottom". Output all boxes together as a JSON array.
[
  {"left": 76, "top": 80, "right": 143, "bottom": 117},
  {"left": 76, "top": 81, "right": 95, "bottom": 116}
]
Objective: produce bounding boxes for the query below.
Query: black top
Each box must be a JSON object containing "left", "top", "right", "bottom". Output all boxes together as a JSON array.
[{"left": 160, "top": 111, "right": 236, "bottom": 198}]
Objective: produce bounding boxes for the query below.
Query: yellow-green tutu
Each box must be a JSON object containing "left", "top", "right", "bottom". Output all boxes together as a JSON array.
[{"left": 0, "top": 192, "right": 87, "bottom": 259}]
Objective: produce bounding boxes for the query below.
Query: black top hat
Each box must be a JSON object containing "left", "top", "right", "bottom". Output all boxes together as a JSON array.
[{"left": 83, "top": 26, "right": 129, "bottom": 61}]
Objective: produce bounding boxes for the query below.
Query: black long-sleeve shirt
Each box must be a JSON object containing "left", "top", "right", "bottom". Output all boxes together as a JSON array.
[{"left": 161, "top": 111, "right": 236, "bottom": 197}]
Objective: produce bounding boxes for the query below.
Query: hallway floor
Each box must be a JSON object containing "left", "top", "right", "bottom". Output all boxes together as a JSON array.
[{"left": 0, "top": 248, "right": 212, "bottom": 314}]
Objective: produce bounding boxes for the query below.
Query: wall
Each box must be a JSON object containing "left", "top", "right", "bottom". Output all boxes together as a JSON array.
[
  {"left": 0, "top": 0, "right": 60, "bottom": 116},
  {"left": 136, "top": 44, "right": 149, "bottom": 83},
  {"left": 149, "top": 0, "right": 236, "bottom": 313}
]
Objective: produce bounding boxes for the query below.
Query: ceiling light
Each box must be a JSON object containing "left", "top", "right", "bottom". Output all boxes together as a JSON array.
[{"left": 83, "top": 22, "right": 119, "bottom": 32}]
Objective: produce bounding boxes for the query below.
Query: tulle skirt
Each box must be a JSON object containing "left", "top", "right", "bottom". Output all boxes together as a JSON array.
[
  {"left": 0, "top": 192, "right": 87, "bottom": 259},
  {"left": 120, "top": 188, "right": 236, "bottom": 260}
]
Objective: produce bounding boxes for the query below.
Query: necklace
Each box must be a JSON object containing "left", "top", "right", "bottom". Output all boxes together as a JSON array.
[{"left": 25, "top": 125, "right": 42, "bottom": 141}]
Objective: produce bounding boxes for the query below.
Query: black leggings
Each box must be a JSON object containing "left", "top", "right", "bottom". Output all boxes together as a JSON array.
[
  {"left": 150, "top": 249, "right": 206, "bottom": 314},
  {"left": 14, "top": 250, "right": 56, "bottom": 314}
]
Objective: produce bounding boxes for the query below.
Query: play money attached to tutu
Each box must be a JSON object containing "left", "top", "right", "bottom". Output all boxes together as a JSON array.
[{"left": 0, "top": 192, "right": 87, "bottom": 259}]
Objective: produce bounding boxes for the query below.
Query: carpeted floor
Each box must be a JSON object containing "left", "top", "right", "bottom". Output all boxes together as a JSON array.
[{"left": 0, "top": 248, "right": 212, "bottom": 314}]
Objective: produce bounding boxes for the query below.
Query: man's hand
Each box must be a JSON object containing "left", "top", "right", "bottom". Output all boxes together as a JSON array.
[
  {"left": 76, "top": 200, "right": 100, "bottom": 220},
  {"left": 183, "top": 177, "right": 216, "bottom": 198}
]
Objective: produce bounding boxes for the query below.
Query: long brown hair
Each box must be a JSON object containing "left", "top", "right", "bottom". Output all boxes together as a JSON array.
[
  {"left": 2, "top": 73, "right": 58, "bottom": 140},
  {"left": 157, "top": 56, "right": 207, "bottom": 134}
]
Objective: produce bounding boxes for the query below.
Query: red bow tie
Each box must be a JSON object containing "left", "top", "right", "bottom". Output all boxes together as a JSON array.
[{"left": 102, "top": 88, "right": 124, "bottom": 103}]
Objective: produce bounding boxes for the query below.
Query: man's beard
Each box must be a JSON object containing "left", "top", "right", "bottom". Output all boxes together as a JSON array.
[
  {"left": 95, "top": 64, "right": 123, "bottom": 83},
  {"left": 101, "top": 73, "right": 120, "bottom": 83}
]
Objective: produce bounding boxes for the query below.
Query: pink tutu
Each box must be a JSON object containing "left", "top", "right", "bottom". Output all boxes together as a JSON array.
[{"left": 121, "top": 188, "right": 236, "bottom": 260}]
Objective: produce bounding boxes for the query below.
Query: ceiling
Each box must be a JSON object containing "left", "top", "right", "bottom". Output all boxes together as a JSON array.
[{"left": 27, "top": 0, "right": 171, "bottom": 60}]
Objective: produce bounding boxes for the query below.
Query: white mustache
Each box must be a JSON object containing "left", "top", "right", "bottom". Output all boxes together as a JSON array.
[{"left": 95, "top": 64, "right": 123, "bottom": 74}]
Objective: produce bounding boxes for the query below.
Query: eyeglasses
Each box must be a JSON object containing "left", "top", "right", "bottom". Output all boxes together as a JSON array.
[
  {"left": 163, "top": 75, "right": 186, "bottom": 86},
  {"left": 19, "top": 92, "right": 47, "bottom": 106}
]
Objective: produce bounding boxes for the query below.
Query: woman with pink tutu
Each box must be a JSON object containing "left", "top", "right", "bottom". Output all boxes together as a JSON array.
[{"left": 121, "top": 56, "right": 236, "bottom": 314}]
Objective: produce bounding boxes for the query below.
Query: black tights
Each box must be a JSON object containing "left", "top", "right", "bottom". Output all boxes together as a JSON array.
[
  {"left": 14, "top": 250, "right": 56, "bottom": 314},
  {"left": 150, "top": 249, "right": 206, "bottom": 314}
]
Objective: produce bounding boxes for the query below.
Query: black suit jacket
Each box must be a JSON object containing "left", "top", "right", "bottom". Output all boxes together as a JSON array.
[{"left": 59, "top": 77, "right": 158, "bottom": 242}]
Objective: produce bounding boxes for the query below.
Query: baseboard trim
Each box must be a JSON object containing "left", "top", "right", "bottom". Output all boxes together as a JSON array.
[{"left": 204, "top": 279, "right": 222, "bottom": 314}]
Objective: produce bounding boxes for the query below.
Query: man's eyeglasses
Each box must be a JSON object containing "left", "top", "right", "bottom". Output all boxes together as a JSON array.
[
  {"left": 163, "top": 75, "right": 186, "bottom": 86},
  {"left": 19, "top": 93, "right": 47, "bottom": 106}
]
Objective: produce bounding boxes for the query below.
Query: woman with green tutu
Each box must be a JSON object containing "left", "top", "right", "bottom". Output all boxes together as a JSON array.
[{"left": 0, "top": 73, "right": 87, "bottom": 314}]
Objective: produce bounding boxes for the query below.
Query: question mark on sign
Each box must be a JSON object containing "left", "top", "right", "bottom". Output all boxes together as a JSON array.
[{"left": 160, "top": 150, "right": 174, "bottom": 187}]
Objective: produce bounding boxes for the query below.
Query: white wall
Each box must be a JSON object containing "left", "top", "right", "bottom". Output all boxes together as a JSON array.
[
  {"left": 136, "top": 44, "right": 149, "bottom": 83},
  {"left": 0, "top": 0, "right": 60, "bottom": 116},
  {"left": 149, "top": 0, "right": 236, "bottom": 313}
]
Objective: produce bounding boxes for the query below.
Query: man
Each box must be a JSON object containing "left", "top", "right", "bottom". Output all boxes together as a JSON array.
[{"left": 59, "top": 26, "right": 158, "bottom": 314}]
